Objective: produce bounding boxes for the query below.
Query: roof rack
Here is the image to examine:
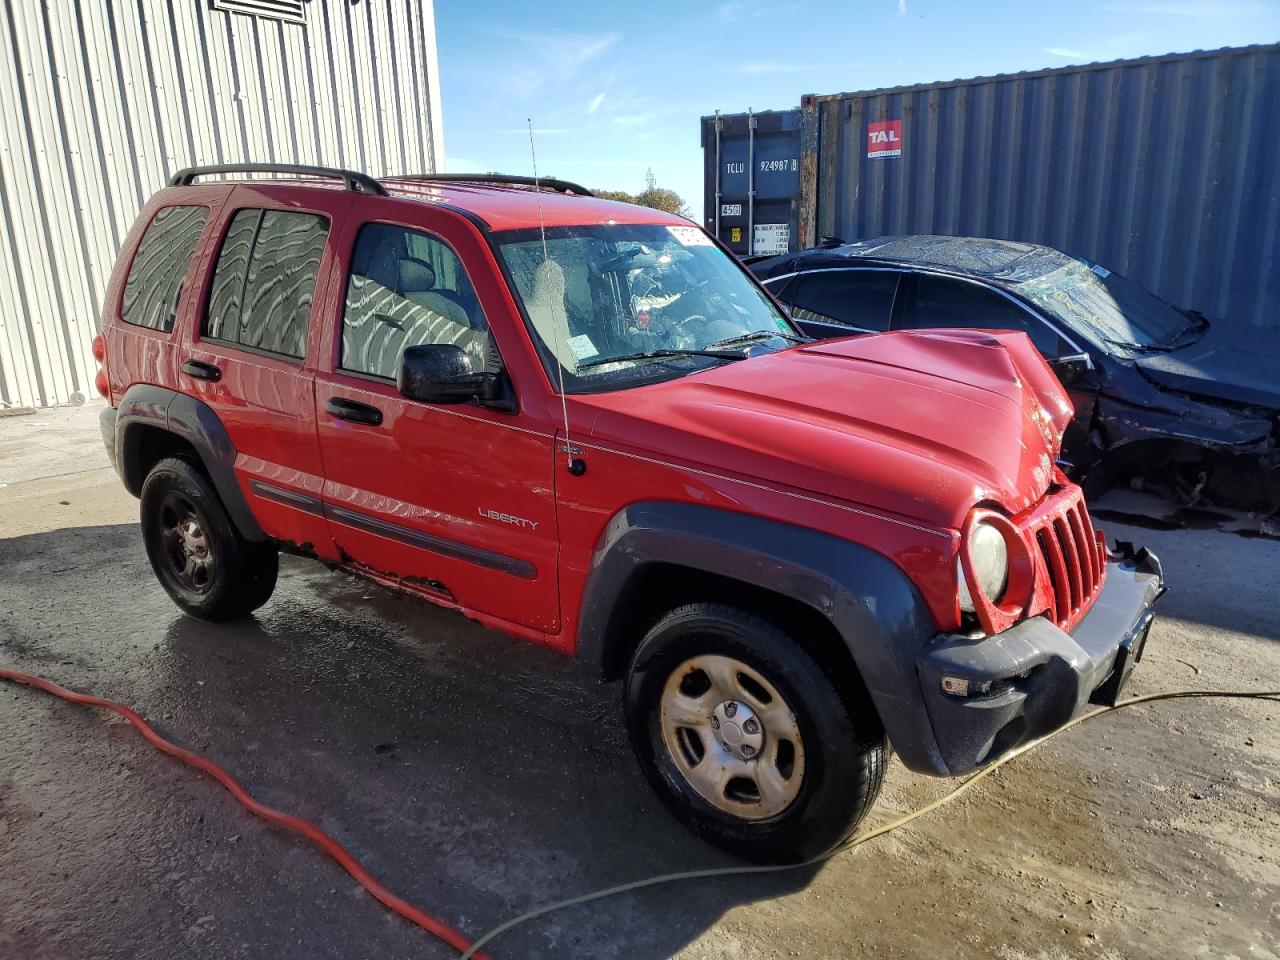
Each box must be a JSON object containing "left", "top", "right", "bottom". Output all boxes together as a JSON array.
[
  {"left": 169, "top": 163, "right": 388, "bottom": 196},
  {"left": 387, "top": 173, "right": 594, "bottom": 197}
]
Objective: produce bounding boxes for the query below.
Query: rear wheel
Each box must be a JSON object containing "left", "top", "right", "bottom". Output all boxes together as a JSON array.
[
  {"left": 140, "top": 457, "right": 277, "bottom": 621},
  {"left": 624, "top": 603, "right": 886, "bottom": 862}
]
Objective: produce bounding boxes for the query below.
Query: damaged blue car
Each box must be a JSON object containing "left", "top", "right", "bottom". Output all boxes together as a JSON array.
[{"left": 751, "top": 235, "right": 1280, "bottom": 514}]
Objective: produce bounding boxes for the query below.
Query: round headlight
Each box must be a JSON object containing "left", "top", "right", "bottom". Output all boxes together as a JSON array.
[{"left": 958, "top": 520, "right": 1010, "bottom": 613}]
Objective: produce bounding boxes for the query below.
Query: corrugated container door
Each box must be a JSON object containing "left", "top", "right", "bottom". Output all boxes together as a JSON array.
[{"left": 702, "top": 109, "right": 802, "bottom": 256}]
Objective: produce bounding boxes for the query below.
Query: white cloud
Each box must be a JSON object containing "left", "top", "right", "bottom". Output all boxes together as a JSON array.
[
  {"left": 716, "top": 1, "right": 773, "bottom": 22},
  {"left": 897, "top": 0, "right": 907, "bottom": 14},
  {"left": 738, "top": 60, "right": 810, "bottom": 74},
  {"left": 490, "top": 30, "right": 621, "bottom": 97},
  {"left": 737, "top": 60, "right": 866, "bottom": 75},
  {"left": 587, "top": 92, "right": 606, "bottom": 114},
  {"left": 1097, "top": 1, "right": 1268, "bottom": 15},
  {"left": 1043, "top": 47, "right": 1091, "bottom": 59},
  {"left": 611, "top": 111, "right": 661, "bottom": 128}
]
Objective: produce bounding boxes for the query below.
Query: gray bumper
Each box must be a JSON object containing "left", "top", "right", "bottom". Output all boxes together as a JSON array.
[
  {"left": 914, "top": 545, "right": 1164, "bottom": 776},
  {"left": 99, "top": 405, "right": 119, "bottom": 476}
]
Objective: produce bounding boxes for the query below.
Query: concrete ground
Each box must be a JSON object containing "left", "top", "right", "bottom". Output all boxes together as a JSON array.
[{"left": 1, "top": 403, "right": 1277, "bottom": 960}]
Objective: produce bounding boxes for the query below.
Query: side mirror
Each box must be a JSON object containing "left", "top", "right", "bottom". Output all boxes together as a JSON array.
[
  {"left": 398, "top": 343, "right": 511, "bottom": 409},
  {"left": 1047, "top": 352, "right": 1092, "bottom": 386}
]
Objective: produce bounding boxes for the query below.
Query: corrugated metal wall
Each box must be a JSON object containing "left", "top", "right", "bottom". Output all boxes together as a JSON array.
[
  {"left": 800, "top": 44, "right": 1280, "bottom": 333},
  {"left": 0, "top": 0, "right": 444, "bottom": 410}
]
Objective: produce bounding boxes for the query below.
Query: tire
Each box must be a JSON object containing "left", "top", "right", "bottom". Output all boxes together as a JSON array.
[
  {"left": 139, "top": 456, "right": 278, "bottom": 621},
  {"left": 625, "top": 603, "right": 886, "bottom": 863}
]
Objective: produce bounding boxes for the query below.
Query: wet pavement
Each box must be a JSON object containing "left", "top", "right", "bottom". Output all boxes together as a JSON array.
[{"left": 1, "top": 405, "right": 1277, "bottom": 959}]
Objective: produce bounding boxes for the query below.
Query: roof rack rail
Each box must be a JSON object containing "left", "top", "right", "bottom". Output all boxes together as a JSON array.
[
  {"left": 169, "top": 163, "right": 387, "bottom": 196},
  {"left": 388, "top": 173, "right": 594, "bottom": 197}
]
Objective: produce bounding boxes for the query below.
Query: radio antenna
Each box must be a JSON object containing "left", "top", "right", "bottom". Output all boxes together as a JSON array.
[{"left": 528, "top": 118, "right": 584, "bottom": 476}]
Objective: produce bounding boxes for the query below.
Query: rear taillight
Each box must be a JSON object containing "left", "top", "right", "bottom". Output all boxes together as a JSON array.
[{"left": 92, "top": 333, "right": 109, "bottom": 398}]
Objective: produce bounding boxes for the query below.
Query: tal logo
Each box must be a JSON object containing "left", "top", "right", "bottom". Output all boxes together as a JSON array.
[{"left": 867, "top": 120, "right": 903, "bottom": 159}]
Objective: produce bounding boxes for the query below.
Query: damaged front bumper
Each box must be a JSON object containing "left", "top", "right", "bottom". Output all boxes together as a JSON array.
[{"left": 915, "top": 543, "right": 1165, "bottom": 776}]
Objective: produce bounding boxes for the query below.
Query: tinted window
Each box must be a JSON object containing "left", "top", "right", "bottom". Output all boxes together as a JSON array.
[
  {"left": 204, "top": 209, "right": 329, "bottom": 359},
  {"left": 120, "top": 205, "right": 208, "bottom": 331},
  {"left": 341, "top": 222, "right": 495, "bottom": 380},
  {"left": 908, "top": 274, "right": 1065, "bottom": 355},
  {"left": 781, "top": 270, "right": 898, "bottom": 331}
]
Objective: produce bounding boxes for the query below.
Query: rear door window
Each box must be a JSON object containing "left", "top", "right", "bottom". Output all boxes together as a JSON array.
[
  {"left": 779, "top": 270, "right": 899, "bottom": 331},
  {"left": 904, "top": 274, "right": 1067, "bottom": 356},
  {"left": 204, "top": 208, "right": 329, "bottom": 359},
  {"left": 120, "top": 205, "right": 209, "bottom": 331}
]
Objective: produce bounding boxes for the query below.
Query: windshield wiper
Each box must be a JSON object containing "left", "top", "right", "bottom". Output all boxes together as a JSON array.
[
  {"left": 1162, "top": 310, "right": 1210, "bottom": 348},
  {"left": 705, "top": 328, "right": 809, "bottom": 349},
  {"left": 577, "top": 348, "right": 749, "bottom": 370},
  {"left": 1101, "top": 337, "right": 1174, "bottom": 353}
]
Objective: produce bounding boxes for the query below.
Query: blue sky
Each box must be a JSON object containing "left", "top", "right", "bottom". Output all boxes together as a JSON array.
[{"left": 434, "top": 1, "right": 1280, "bottom": 219}]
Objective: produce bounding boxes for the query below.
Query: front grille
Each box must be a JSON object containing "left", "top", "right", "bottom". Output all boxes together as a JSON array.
[{"left": 1020, "top": 486, "right": 1106, "bottom": 630}]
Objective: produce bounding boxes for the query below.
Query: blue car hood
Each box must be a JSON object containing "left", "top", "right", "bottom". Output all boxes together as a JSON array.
[{"left": 1134, "top": 326, "right": 1280, "bottom": 411}]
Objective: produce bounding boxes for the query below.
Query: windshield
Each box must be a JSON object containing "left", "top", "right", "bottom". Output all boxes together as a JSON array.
[
  {"left": 1013, "top": 259, "right": 1194, "bottom": 349},
  {"left": 495, "top": 223, "right": 797, "bottom": 392}
]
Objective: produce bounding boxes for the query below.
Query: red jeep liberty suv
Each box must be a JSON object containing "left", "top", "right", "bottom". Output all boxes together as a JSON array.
[{"left": 95, "top": 164, "right": 1164, "bottom": 861}]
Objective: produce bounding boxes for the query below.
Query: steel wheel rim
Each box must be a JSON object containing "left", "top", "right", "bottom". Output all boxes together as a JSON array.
[
  {"left": 658, "top": 653, "right": 806, "bottom": 820},
  {"left": 157, "top": 492, "right": 214, "bottom": 595}
]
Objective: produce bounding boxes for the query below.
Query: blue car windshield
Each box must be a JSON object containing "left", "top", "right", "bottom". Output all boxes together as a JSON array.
[{"left": 1015, "top": 260, "right": 1192, "bottom": 348}]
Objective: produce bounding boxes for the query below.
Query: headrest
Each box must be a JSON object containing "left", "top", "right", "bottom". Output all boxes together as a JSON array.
[
  {"left": 530, "top": 258, "right": 566, "bottom": 303},
  {"left": 398, "top": 257, "right": 436, "bottom": 294}
]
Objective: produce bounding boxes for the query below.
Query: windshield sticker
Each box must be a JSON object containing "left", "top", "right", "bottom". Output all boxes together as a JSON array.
[
  {"left": 1089, "top": 262, "right": 1111, "bottom": 278},
  {"left": 568, "top": 333, "right": 599, "bottom": 360},
  {"left": 666, "top": 226, "right": 714, "bottom": 248}
]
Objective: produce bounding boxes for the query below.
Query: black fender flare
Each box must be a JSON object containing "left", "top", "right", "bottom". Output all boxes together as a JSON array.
[
  {"left": 112, "top": 384, "right": 266, "bottom": 541},
  {"left": 575, "top": 501, "right": 948, "bottom": 774}
]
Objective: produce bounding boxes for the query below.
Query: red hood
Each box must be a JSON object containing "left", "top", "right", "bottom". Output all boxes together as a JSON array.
[{"left": 574, "top": 330, "right": 1074, "bottom": 530}]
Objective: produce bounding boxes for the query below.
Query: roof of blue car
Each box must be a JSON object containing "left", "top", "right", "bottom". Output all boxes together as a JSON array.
[{"left": 824, "top": 234, "right": 1079, "bottom": 283}]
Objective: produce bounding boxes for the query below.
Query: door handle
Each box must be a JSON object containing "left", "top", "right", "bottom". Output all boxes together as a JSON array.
[
  {"left": 325, "top": 396, "right": 383, "bottom": 426},
  {"left": 181, "top": 359, "right": 221, "bottom": 382}
]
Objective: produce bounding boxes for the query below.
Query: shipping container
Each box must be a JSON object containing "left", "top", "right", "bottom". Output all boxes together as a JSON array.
[
  {"left": 700, "top": 109, "right": 802, "bottom": 257},
  {"left": 704, "top": 43, "right": 1280, "bottom": 333}
]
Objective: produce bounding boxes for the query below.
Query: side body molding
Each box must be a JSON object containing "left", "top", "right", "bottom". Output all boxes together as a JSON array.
[
  {"left": 575, "top": 501, "right": 948, "bottom": 774},
  {"left": 112, "top": 384, "right": 266, "bottom": 541}
]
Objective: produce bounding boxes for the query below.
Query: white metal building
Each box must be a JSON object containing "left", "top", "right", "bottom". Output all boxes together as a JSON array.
[{"left": 0, "top": 0, "right": 445, "bottom": 410}]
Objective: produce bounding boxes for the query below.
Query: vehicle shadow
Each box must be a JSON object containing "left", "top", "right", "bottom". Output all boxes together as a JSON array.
[
  {"left": 0, "top": 522, "right": 818, "bottom": 959},
  {"left": 1091, "top": 513, "right": 1279, "bottom": 642}
]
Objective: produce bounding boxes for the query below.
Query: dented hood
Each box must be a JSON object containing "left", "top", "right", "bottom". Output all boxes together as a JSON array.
[
  {"left": 578, "top": 330, "right": 1075, "bottom": 530},
  {"left": 1134, "top": 325, "right": 1280, "bottom": 411}
]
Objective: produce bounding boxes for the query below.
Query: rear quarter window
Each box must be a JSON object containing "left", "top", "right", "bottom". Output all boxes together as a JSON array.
[{"left": 120, "top": 205, "right": 209, "bottom": 331}]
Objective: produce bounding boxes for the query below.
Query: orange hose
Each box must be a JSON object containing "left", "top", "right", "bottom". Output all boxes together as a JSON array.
[{"left": 0, "top": 667, "right": 491, "bottom": 960}]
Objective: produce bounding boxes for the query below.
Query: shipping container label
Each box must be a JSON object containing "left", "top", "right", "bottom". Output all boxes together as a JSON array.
[
  {"left": 867, "top": 120, "right": 903, "bottom": 158},
  {"left": 721, "top": 203, "right": 743, "bottom": 216},
  {"left": 759, "top": 159, "right": 798, "bottom": 173},
  {"left": 753, "top": 223, "right": 789, "bottom": 255},
  {"left": 730, "top": 227, "right": 742, "bottom": 243}
]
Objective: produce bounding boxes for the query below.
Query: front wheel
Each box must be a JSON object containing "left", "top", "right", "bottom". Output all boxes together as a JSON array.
[{"left": 624, "top": 603, "right": 886, "bottom": 862}]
